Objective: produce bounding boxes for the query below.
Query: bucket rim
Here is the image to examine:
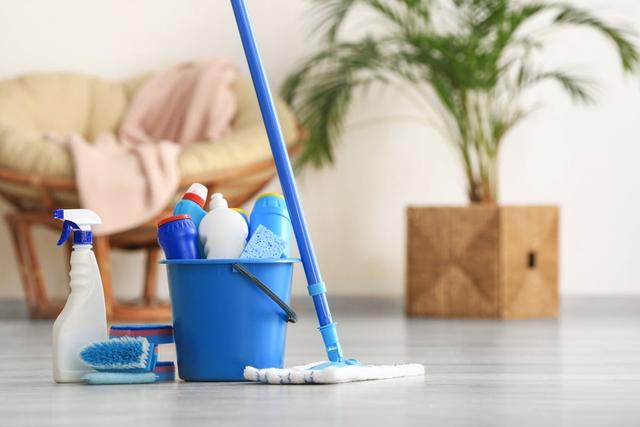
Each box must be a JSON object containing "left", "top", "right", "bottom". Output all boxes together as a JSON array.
[{"left": 160, "top": 257, "right": 301, "bottom": 265}]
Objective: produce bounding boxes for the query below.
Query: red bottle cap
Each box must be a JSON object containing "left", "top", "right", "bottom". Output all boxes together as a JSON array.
[
  {"left": 157, "top": 214, "right": 191, "bottom": 227},
  {"left": 182, "top": 183, "right": 208, "bottom": 208}
]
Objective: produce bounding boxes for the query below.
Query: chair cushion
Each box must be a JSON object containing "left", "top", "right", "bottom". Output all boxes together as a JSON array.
[
  {"left": 0, "top": 73, "right": 132, "bottom": 179},
  {"left": 0, "top": 72, "right": 300, "bottom": 205}
]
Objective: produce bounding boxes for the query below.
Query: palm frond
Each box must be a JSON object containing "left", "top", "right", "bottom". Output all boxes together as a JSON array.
[
  {"left": 283, "top": 38, "right": 400, "bottom": 166},
  {"left": 310, "top": 0, "right": 431, "bottom": 43},
  {"left": 553, "top": 5, "right": 639, "bottom": 72},
  {"left": 309, "top": 0, "right": 358, "bottom": 43},
  {"left": 517, "top": 68, "right": 595, "bottom": 104}
]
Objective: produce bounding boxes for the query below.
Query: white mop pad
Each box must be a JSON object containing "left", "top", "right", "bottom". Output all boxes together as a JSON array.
[{"left": 244, "top": 362, "right": 425, "bottom": 384}]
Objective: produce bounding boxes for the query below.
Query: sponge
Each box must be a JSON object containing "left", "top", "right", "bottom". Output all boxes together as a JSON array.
[
  {"left": 240, "top": 224, "right": 287, "bottom": 259},
  {"left": 82, "top": 372, "right": 157, "bottom": 385}
]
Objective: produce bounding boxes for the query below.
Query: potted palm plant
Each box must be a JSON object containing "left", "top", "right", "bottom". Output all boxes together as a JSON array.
[{"left": 283, "top": 0, "right": 639, "bottom": 318}]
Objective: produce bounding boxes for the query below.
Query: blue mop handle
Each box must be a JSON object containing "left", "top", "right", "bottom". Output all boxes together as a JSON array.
[{"left": 231, "top": 0, "right": 343, "bottom": 362}]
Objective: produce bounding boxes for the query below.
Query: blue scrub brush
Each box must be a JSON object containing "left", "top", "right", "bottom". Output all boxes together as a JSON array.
[
  {"left": 231, "top": 0, "right": 424, "bottom": 383},
  {"left": 79, "top": 336, "right": 159, "bottom": 384}
]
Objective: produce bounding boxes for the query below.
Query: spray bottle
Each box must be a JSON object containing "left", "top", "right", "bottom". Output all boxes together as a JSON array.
[{"left": 52, "top": 209, "right": 107, "bottom": 383}]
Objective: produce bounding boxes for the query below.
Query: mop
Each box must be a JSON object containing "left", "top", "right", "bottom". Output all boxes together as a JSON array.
[{"left": 231, "top": 0, "right": 424, "bottom": 384}]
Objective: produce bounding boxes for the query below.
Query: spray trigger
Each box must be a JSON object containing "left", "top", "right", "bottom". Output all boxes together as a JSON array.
[
  {"left": 57, "top": 220, "right": 80, "bottom": 246},
  {"left": 53, "top": 209, "right": 101, "bottom": 246}
]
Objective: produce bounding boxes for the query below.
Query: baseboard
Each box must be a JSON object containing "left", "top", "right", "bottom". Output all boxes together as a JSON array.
[
  {"left": 0, "top": 296, "right": 404, "bottom": 320},
  {"left": 0, "top": 299, "right": 29, "bottom": 320},
  {"left": 0, "top": 295, "right": 637, "bottom": 320}
]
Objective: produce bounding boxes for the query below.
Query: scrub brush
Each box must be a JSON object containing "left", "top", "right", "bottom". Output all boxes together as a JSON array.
[
  {"left": 79, "top": 336, "right": 158, "bottom": 384},
  {"left": 231, "top": 0, "right": 424, "bottom": 384}
]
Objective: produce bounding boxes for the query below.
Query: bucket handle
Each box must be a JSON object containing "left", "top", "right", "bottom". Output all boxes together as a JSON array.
[{"left": 231, "top": 263, "right": 297, "bottom": 323}]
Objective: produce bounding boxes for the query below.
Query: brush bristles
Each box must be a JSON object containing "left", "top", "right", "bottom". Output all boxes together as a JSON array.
[{"left": 80, "top": 337, "right": 151, "bottom": 370}]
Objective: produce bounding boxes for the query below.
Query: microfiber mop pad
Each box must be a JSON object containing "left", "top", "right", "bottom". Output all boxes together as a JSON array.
[
  {"left": 244, "top": 362, "right": 425, "bottom": 384},
  {"left": 240, "top": 224, "right": 287, "bottom": 259}
]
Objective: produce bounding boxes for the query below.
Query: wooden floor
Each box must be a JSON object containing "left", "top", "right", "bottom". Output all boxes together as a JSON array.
[{"left": 0, "top": 296, "right": 639, "bottom": 427}]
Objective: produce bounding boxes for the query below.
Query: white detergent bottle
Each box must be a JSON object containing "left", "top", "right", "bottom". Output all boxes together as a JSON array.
[
  {"left": 52, "top": 209, "right": 107, "bottom": 383},
  {"left": 199, "top": 193, "right": 248, "bottom": 259}
]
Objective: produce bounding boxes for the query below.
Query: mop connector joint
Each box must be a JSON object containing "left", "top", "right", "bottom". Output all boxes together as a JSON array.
[{"left": 318, "top": 322, "right": 343, "bottom": 362}]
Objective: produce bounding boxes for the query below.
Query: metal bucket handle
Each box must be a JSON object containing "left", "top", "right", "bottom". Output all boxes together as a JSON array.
[{"left": 232, "top": 263, "right": 297, "bottom": 323}]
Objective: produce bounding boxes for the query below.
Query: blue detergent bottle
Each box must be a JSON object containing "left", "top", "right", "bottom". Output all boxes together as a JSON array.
[
  {"left": 173, "top": 183, "right": 208, "bottom": 228},
  {"left": 249, "top": 193, "right": 292, "bottom": 257},
  {"left": 157, "top": 214, "right": 200, "bottom": 260}
]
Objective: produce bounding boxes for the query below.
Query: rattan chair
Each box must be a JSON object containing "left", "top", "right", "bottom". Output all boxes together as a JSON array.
[{"left": 0, "top": 72, "right": 302, "bottom": 321}]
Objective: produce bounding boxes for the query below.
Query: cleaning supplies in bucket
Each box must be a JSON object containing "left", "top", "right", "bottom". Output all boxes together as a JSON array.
[
  {"left": 160, "top": 189, "right": 290, "bottom": 261},
  {"left": 199, "top": 193, "right": 248, "bottom": 259},
  {"left": 157, "top": 214, "right": 200, "bottom": 260},
  {"left": 160, "top": 190, "right": 297, "bottom": 381},
  {"left": 52, "top": 209, "right": 107, "bottom": 383}
]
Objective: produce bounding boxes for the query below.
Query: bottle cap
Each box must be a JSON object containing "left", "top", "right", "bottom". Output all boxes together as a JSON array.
[
  {"left": 158, "top": 214, "right": 192, "bottom": 227},
  {"left": 209, "top": 193, "right": 228, "bottom": 210},
  {"left": 182, "top": 183, "right": 208, "bottom": 208},
  {"left": 256, "top": 192, "right": 285, "bottom": 201}
]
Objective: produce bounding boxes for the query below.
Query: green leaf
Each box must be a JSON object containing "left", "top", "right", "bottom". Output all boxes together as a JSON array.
[{"left": 553, "top": 5, "right": 639, "bottom": 72}]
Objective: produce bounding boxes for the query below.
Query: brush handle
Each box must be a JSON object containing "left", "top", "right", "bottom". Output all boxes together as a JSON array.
[{"left": 230, "top": 0, "right": 343, "bottom": 362}]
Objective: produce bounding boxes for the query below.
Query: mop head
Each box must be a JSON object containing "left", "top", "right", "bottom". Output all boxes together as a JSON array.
[{"left": 244, "top": 360, "right": 425, "bottom": 384}]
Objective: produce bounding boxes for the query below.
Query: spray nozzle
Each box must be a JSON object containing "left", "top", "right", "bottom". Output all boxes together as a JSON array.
[{"left": 53, "top": 209, "right": 102, "bottom": 245}]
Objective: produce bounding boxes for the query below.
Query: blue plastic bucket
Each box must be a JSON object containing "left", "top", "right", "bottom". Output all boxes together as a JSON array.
[{"left": 161, "top": 258, "right": 299, "bottom": 381}]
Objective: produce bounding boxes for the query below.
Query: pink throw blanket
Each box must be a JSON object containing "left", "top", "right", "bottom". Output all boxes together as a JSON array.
[{"left": 67, "top": 59, "right": 236, "bottom": 235}]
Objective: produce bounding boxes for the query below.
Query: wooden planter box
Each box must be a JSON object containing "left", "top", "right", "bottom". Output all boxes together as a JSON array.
[{"left": 406, "top": 205, "right": 559, "bottom": 319}]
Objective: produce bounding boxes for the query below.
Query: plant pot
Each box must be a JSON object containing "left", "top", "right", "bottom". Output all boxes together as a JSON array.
[{"left": 406, "top": 205, "right": 559, "bottom": 319}]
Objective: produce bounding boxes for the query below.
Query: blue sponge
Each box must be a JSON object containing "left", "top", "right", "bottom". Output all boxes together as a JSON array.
[
  {"left": 82, "top": 372, "right": 157, "bottom": 385},
  {"left": 240, "top": 224, "right": 287, "bottom": 259}
]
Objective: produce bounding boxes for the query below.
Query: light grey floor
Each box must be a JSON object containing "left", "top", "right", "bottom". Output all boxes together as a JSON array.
[{"left": 1, "top": 296, "right": 639, "bottom": 427}]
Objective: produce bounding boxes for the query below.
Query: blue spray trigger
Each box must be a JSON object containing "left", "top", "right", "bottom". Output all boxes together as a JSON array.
[{"left": 57, "top": 220, "right": 80, "bottom": 246}]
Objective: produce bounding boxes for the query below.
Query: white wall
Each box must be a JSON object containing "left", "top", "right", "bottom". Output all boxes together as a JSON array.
[{"left": 0, "top": 0, "right": 638, "bottom": 300}]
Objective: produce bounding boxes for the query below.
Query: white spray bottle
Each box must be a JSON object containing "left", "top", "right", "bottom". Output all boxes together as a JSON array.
[{"left": 52, "top": 209, "right": 107, "bottom": 383}]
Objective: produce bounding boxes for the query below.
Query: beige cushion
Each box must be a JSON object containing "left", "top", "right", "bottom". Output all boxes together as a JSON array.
[{"left": 0, "top": 72, "right": 299, "bottom": 203}]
